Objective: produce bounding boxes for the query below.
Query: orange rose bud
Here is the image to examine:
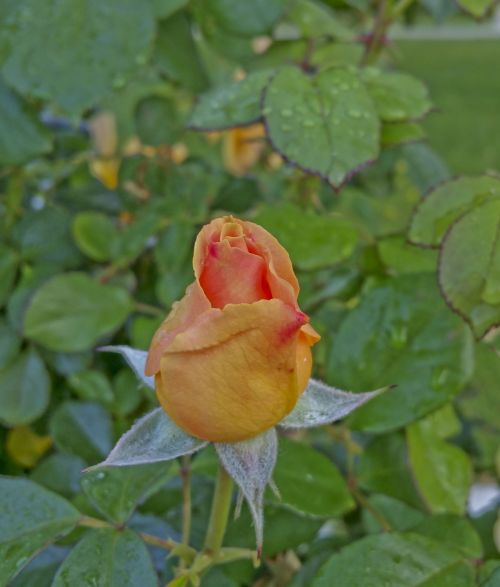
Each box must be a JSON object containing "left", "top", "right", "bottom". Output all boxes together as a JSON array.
[{"left": 146, "top": 216, "right": 320, "bottom": 442}]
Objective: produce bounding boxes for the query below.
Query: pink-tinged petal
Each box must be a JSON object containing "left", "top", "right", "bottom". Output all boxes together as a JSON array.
[
  {"left": 200, "top": 240, "right": 272, "bottom": 308},
  {"left": 145, "top": 281, "right": 211, "bottom": 377},
  {"left": 244, "top": 221, "right": 300, "bottom": 306},
  {"left": 192, "top": 217, "right": 225, "bottom": 279},
  {"left": 156, "top": 300, "right": 307, "bottom": 442}
]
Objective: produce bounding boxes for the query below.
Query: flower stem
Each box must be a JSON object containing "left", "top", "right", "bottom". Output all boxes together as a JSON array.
[
  {"left": 203, "top": 463, "right": 234, "bottom": 556},
  {"left": 181, "top": 455, "right": 192, "bottom": 547},
  {"left": 79, "top": 515, "right": 182, "bottom": 551},
  {"left": 179, "top": 455, "right": 192, "bottom": 570}
]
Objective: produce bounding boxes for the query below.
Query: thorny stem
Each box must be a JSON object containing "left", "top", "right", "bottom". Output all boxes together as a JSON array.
[
  {"left": 361, "top": 0, "right": 417, "bottom": 65},
  {"left": 203, "top": 463, "right": 234, "bottom": 556},
  {"left": 362, "top": 0, "right": 389, "bottom": 65}
]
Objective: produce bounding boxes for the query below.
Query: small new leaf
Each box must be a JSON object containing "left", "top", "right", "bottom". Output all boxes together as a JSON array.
[
  {"left": 89, "top": 408, "right": 207, "bottom": 468},
  {"left": 279, "top": 379, "right": 388, "bottom": 429}
]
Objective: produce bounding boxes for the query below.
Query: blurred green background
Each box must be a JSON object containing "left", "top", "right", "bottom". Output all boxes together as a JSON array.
[{"left": 400, "top": 39, "right": 500, "bottom": 173}]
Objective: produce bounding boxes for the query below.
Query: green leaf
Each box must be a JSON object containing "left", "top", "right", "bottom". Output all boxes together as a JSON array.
[
  {"left": 363, "top": 69, "right": 432, "bottom": 122},
  {"left": 417, "top": 404, "right": 461, "bottom": 439},
  {"left": 381, "top": 121, "right": 425, "bottom": 148},
  {"left": 357, "top": 433, "right": 423, "bottom": 508},
  {"left": 0, "top": 477, "right": 80, "bottom": 585},
  {"left": 271, "top": 437, "right": 354, "bottom": 517},
  {"left": 68, "top": 370, "right": 115, "bottom": 406},
  {"left": 0, "top": 78, "right": 50, "bottom": 165},
  {"left": 152, "top": 0, "right": 188, "bottom": 18},
  {"left": 377, "top": 235, "right": 438, "bottom": 274},
  {"left": 52, "top": 528, "right": 157, "bottom": 587},
  {"left": 402, "top": 143, "right": 451, "bottom": 194},
  {"left": 408, "top": 175, "right": 500, "bottom": 248},
  {"left": 0, "top": 317, "right": 21, "bottom": 369},
  {"left": 24, "top": 272, "right": 132, "bottom": 352},
  {"left": 0, "top": 348, "right": 50, "bottom": 426},
  {"left": 407, "top": 416, "right": 472, "bottom": 515},
  {"left": 412, "top": 514, "right": 483, "bottom": 558},
  {"left": 459, "top": 343, "right": 500, "bottom": 469},
  {"left": 10, "top": 545, "right": 69, "bottom": 587},
  {"left": 481, "top": 566, "right": 500, "bottom": 587},
  {"left": 286, "top": 0, "right": 353, "bottom": 40},
  {"left": 31, "top": 453, "right": 86, "bottom": 498},
  {"left": 362, "top": 494, "right": 425, "bottom": 533},
  {"left": 225, "top": 504, "right": 322, "bottom": 558},
  {"left": 199, "top": 0, "right": 286, "bottom": 36},
  {"left": 7, "top": 265, "right": 60, "bottom": 334},
  {"left": 0, "top": 245, "right": 17, "bottom": 307},
  {"left": 50, "top": 401, "right": 113, "bottom": 464},
  {"left": 439, "top": 198, "right": 500, "bottom": 338},
  {"left": 3, "top": 0, "right": 155, "bottom": 115},
  {"left": 328, "top": 274, "right": 473, "bottom": 432},
  {"left": 81, "top": 463, "right": 173, "bottom": 523},
  {"left": 456, "top": 0, "right": 494, "bottom": 17},
  {"left": 263, "top": 66, "right": 379, "bottom": 188},
  {"left": 189, "top": 69, "right": 272, "bottom": 130},
  {"left": 72, "top": 212, "right": 120, "bottom": 262},
  {"left": 252, "top": 204, "right": 357, "bottom": 270},
  {"left": 111, "top": 369, "right": 144, "bottom": 417},
  {"left": 135, "top": 95, "right": 180, "bottom": 146},
  {"left": 312, "top": 533, "right": 475, "bottom": 587},
  {"left": 13, "top": 207, "right": 81, "bottom": 268},
  {"left": 114, "top": 210, "right": 163, "bottom": 266},
  {"left": 154, "top": 12, "right": 208, "bottom": 92}
]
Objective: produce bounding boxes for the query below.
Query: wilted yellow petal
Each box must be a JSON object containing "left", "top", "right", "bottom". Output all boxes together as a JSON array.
[
  {"left": 6, "top": 426, "right": 52, "bottom": 468},
  {"left": 90, "top": 157, "right": 120, "bottom": 190},
  {"left": 223, "top": 124, "right": 266, "bottom": 176},
  {"left": 170, "top": 143, "right": 188, "bottom": 164},
  {"left": 89, "top": 111, "right": 118, "bottom": 158},
  {"left": 252, "top": 36, "right": 272, "bottom": 54},
  {"left": 267, "top": 152, "right": 283, "bottom": 170}
]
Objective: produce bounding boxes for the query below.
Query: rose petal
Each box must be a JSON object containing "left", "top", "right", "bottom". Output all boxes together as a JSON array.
[
  {"left": 200, "top": 240, "right": 271, "bottom": 308},
  {"left": 145, "top": 281, "right": 211, "bottom": 376},
  {"left": 245, "top": 221, "right": 299, "bottom": 307},
  {"left": 156, "top": 299, "right": 307, "bottom": 442}
]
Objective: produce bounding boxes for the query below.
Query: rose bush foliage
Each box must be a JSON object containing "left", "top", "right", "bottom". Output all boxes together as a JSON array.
[{"left": 0, "top": 0, "right": 499, "bottom": 586}]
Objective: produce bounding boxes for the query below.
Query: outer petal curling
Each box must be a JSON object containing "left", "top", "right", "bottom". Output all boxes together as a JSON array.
[
  {"left": 145, "top": 281, "right": 211, "bottom": 377},
  {"left": 156, "top": 299, "right": 307, "bottom": 442}
]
